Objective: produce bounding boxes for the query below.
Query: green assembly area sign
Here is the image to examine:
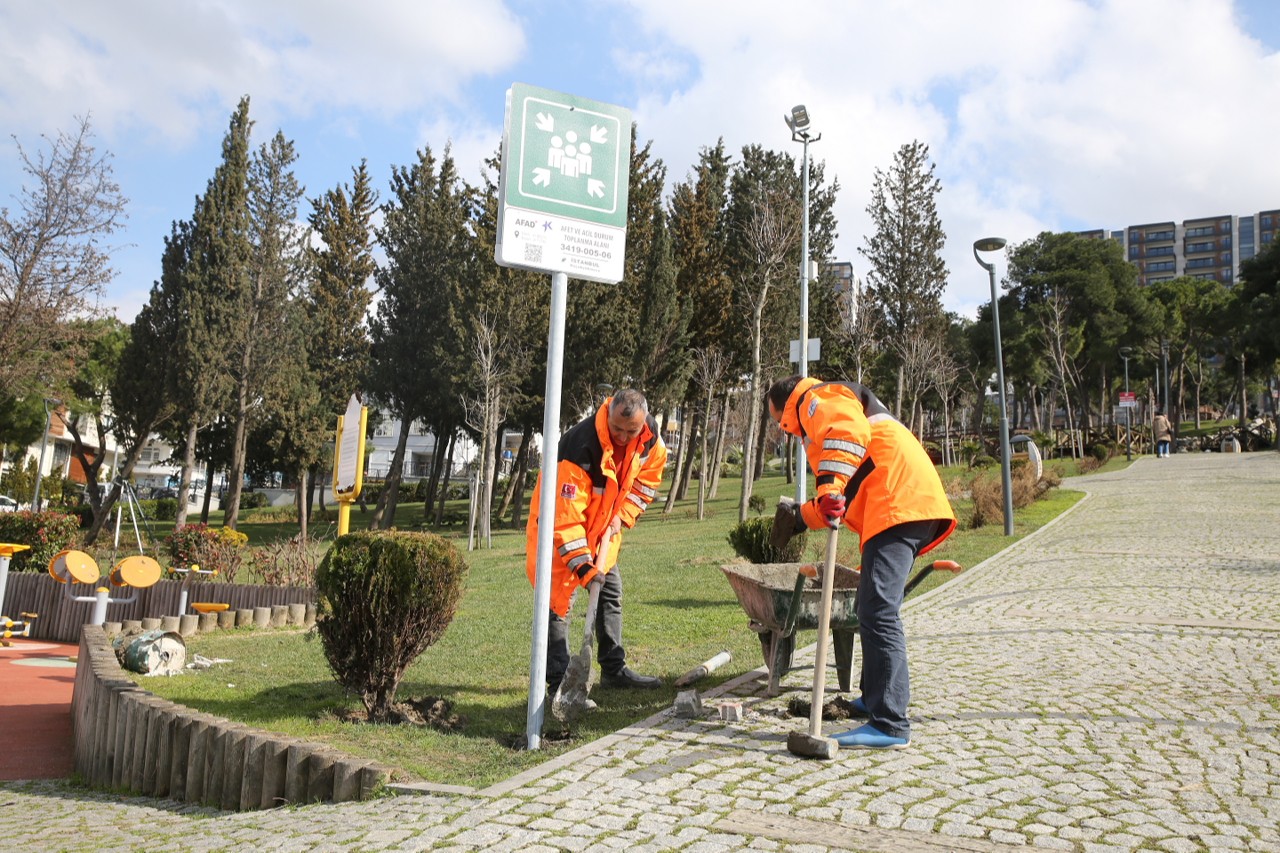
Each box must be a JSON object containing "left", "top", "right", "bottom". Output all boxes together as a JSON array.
[{"left": 495, "top": 83, "right": 631, "bottom": 284}]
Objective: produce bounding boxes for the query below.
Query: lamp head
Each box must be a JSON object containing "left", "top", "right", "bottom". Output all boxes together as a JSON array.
[
  {"left": 1119, "top": 346, "right": 1134, "bottom": 358},
  {"left": 784, "top": 104, "right": 811, "bottom": 133},
  {"left": 973, "top": 237, "right": 1007, "bottom": 253}
]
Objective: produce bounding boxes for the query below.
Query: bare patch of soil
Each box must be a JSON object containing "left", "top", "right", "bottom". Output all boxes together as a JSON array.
[
  {"left": 785, "top": 695, "right": 862, "bottom": 721},
  {"left": 336, "top": 696, "right": 466, "bottom": 732}
]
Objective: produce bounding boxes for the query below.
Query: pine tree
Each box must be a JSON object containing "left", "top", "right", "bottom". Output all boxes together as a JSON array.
[
  {"left": 224, "top": 127, "right": 306, "bottom": 529},
  {"left": 368, "top": 147, "right": 473, "bottom": 528},
  {"left": 170, "top": 97, "right": 252, "bottom": 528},
  {"left": 858, "top": 140, "right": 948, "bottom": 416}
]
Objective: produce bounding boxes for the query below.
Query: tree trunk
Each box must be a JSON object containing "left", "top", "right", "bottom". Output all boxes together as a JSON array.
[
  {"left": 508, "top": 427, "right": 533, "bottom": 528},
  {"left": 435, "top": 432, "right": 456, "bottom": 526},
  {"left": 371, "top": 415, "right": 410, "bottom": 529},
  {"left": 753, "top": 402, "right": 769, "bottom": 481},
  {"left": 296, "top": 467, "right": 308, "bottom": 541},
  {"left": 200, "top": 458, "right": 216, "bottom": 524},
  {"left": 675, "top": 409, "right": 698, "bottom": 502},
  {"left": 176, "top": 421, "right": 199, "bottom": 529},
  {"left": 709, "top": 390, "right": 730, "bottom": 498},
  {"left": 663, "top": 410, "right": 692, "bottom": 513}
]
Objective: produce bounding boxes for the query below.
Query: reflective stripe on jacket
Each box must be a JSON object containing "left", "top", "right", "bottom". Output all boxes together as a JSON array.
[
  {"left": 525, "top": 398, "right": 667, "bottom": 616},
  {"left": 780, "top": 377, "right": 956, "bottom": 555}
]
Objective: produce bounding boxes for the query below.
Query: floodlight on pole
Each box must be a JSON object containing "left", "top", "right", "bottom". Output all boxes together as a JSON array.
[
  {"left": 973, "top": 237, "right": 1014, "bottom": 536},
  {"left": 786, "top": 104, "right": 820, "bottom": 503}
]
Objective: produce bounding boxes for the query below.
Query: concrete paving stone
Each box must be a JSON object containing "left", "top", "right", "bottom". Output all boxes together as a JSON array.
[{"left": 938, "top": 821, "right": 990, "bottom": 839}]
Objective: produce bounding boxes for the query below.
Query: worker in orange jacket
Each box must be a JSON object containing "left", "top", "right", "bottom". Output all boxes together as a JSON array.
[
  {"left": 768, "top": 375, "right": 956, "bottom": 749},
  {"left": 526, "top": 388, "right": 668, "bottom": 698}
]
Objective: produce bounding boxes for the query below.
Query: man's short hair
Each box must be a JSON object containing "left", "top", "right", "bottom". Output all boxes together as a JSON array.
[
  {"left": 609, "top": 388, "right": 648, "bottom": 418},
  {"left": 766, "top": 375, "right": 803, "bottom": 413}
]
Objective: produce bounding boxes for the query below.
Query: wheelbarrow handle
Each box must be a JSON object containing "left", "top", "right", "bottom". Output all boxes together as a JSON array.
[{"left": 903, "top": 559, "right": 963, "bottom": 598}]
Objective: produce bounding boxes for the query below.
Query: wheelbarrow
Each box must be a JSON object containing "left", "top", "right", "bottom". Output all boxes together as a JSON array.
[{"left": 719, "top": 559, "right": 961, "bottom": 695}]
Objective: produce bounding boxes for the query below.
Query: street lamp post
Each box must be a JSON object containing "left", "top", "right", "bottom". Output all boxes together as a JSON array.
[
  {"left": 974, "top": 238, "right": 1014, "bottom": 536},
  {"left": 1119, "top": 347, "right": 1133, "bottom": 461},
  {"left": 785, "top": 104, "right": 820, "bottom": 503}
]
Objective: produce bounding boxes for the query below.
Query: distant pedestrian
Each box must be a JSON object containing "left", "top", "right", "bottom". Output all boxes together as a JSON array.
[{"left": 1153, "top": 408, "right": 1172, "bottom": 458}]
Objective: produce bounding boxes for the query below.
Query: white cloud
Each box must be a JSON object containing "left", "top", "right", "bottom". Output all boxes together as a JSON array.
[
  {"left": 0, "top": 0, "right": 525, "bottom": 146},
  {"left": 618, "top": 0, "right": 1280, "bottom": 315}
]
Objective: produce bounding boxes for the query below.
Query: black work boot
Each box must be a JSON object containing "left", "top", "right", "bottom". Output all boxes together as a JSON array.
[{"left": 601, "top": 666, "right": 662, "bottom": 689}]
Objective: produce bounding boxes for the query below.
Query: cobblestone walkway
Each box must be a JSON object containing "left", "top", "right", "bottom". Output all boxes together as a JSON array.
[{"left": 2, "top": 452, "right": 1278, "bottom": 852}]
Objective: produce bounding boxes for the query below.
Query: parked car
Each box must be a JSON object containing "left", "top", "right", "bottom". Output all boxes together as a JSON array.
[{"left": 0, "top": 495, "right": 17, "bottom": 512}]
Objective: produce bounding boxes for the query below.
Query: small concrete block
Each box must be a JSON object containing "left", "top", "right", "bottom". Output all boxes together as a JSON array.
[
  {"left": 121, "top": 619, "right": 143, "bottom": 632},
  {"left": 253, "top": 607, "right": 272, "bottom": 629},
  {"left": 103, "top": 621, "right": 122, "bottom": 636},
  {"left": 159, "top": 615, "right": 180, "bottom": 632},
  {"left": 287, "top": 603, "right": 306, "bottom": 625},
  {"left": 216, "top": 609, "right": 235, "bottom": 629},
  {"left": 270, "top": 605, "right": 288, "bottom": 628},
  {"left": 197, "top": 612, "right": 218, "bottom": 632},
  {"left": 140, "top": 617, "right": 162, "bottom": 630},
  {"left": 303, "top": 603, "right": 316, "bottom": 627},
  {"left": 235, "top": 608, "right": 254, "bottom": 627},
  {"left": 674, "top": 690, "right": 703, "bottom": 718},
  {"left": 718, "top": 700, "right": 744, "bottom": 722},
  {"left": 178, "top": 614, "right": 199, "bottom": 637}
]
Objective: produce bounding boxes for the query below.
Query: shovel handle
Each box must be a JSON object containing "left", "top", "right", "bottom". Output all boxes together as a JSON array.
[
  {"left": 808, "top": 523, "right": 840, "bottom": 738},
  {"left": 578, "top": 527, "right": 614, "bottom": 644}
]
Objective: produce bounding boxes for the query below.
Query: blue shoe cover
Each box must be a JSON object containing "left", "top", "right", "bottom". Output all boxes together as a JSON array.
[
  {"left": 832, "top": 723, "right": 909, "bottom": 749},
  {"left": 850, "top": 695, "right": 868, "bottom": 715}
]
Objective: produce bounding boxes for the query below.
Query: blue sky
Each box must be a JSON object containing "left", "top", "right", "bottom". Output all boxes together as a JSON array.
[{"left": 3, "top": 0, "right": 1279, "bottom": 325}]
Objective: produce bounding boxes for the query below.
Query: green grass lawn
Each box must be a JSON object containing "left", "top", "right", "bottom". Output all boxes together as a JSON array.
[{"left": 132, "top": 457, "right": 1118, "bottom": 789}]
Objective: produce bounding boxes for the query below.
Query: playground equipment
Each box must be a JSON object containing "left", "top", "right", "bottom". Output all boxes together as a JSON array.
[
  {"left": 47, "top": 478, "right": 162, "bottom": 625},
  {"left": 0, "top": 543, "right": 39, "bottom": 646},
  {"left": 49, "top": 548, "right": 162, "bottom": 625},
  {"left": 169, "top": 562, "right": 219, "bottom": 616}
]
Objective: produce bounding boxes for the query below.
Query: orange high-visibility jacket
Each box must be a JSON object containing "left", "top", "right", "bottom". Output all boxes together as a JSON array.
[
  {"left": 780, "top": 377, "right": 956, "bottom": 554},
  {"left": 525, "top": 399, "right": 667, "bottom": 617}
]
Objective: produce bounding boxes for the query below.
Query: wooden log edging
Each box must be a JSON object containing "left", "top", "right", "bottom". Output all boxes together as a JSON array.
[{"left": 72, "top": 625, "right": 392, "bottom": 810}]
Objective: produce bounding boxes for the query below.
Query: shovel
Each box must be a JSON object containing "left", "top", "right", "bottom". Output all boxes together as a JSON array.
[
  {"left": 552, "top": 529, "right": 613, "bottom": 725},
  {"left": 786, "top": 517, "right": 841, "bottom": 760}
]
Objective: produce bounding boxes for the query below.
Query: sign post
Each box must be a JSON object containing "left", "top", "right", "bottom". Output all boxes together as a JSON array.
[
  {"left": 497, "top": 83, "right": 631, "bottom": 749},
  {"left": 332, "top": 394, "right": 367, "bottom": 536}
]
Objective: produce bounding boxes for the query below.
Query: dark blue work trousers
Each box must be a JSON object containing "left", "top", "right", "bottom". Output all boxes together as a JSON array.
[
  {"left": 546, "top": 564, "right": 626, "bottom": 689},
  {"left": 856, "top": 519, "right": 947, "bottom": 739}
]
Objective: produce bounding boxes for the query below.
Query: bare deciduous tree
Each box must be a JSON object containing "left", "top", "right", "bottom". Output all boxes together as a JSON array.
[
  {"left": 1, "top": 116, "right": 126, "bottom": 399},
  {"left": 691, "top": 345, "right": 727, "bottom": 520},
  {"left": 736, "top": 190, "right": 800, "bottom": 522}
]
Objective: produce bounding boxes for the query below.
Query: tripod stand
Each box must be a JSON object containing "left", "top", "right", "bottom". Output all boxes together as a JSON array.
[{"left": 111, "top": 477, "right": 157, "bottom": 565}]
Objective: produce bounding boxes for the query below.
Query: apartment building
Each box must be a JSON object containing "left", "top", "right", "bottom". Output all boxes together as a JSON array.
[{"left": 1081, "top": 209, "right": 1278, "bottom": 287}]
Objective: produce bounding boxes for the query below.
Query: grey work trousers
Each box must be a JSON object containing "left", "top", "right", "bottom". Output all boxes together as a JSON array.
[
  {"left": 856, "top": 519, "right": 948, "bottom": 739},
  {"left": 546, "top": 564, "right": 627, "bottom": 689}
]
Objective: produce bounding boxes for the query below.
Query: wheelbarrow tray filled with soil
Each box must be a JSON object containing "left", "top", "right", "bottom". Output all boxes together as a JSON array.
[{"left": 720, "top": 561, "right": 861, "bottom": 695}]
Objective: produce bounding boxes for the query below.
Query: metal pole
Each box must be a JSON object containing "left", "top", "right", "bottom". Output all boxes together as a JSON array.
[
  {"left": 975, "top": 246, "right": 1014, "bottom": 536},
  {"left": 527, "top": 270, "right": 569, "bottom": 750},
  {"left": 796, "top": 133, "right": 810, "bottom": 505},
  {"left": 1160, "top": 340, "right": 1171, "bottom": 453}
]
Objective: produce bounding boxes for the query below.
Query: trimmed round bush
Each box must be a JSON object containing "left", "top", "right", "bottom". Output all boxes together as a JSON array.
[
  {"left": 727, "top": 516, "right": 807, "bottom": 564},
  {"left": 316, "top": 531, "right": 468, "bottom": 722}
]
